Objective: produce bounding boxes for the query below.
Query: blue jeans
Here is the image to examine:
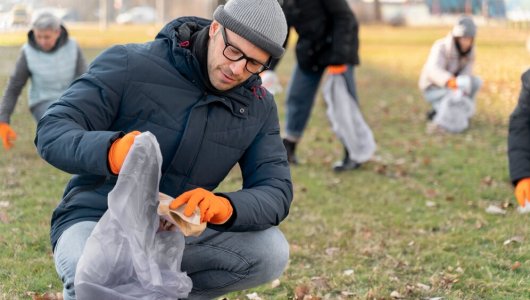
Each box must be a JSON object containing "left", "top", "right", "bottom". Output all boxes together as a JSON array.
[
  {"left": 285, "top": 64, "right": 357, "bottom": 139},
  {"left": 54, "top": 221, "right": 289, "bottom": 300}
]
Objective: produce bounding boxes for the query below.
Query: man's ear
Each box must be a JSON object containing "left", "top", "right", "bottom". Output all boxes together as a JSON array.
[{"left": 210, "top": 21, "right": 220, "bottom": 38}]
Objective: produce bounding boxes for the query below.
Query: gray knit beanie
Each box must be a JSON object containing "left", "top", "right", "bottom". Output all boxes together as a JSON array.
[
  {"left": 213, "top": 0, "right": 287, "bottom": 58},
  {"left": 452, "top": 16, "right": 476, "bottom": 38}
]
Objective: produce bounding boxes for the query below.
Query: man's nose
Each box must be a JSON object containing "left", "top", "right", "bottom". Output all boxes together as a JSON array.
[{"left": 230, "top": 59, "right": 247, "bottom": 75}]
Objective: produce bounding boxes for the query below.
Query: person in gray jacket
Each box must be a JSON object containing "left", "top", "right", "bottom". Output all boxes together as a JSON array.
[
  {"left": 34, "top": 0, "right": 292, "bottom": 299},
  {"left": 0, "top": 12, "right": 86, "bottom": 150},
  {"left": 419, "top": 15, "right": 482, "bottom": 123}
]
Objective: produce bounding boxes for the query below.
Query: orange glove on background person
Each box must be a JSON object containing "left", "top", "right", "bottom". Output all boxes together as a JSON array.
[
  {"left": 169, "top": 188, "right": 233, "bottom": 224},
  {"left": 0, "top": 122, "right": 17, "bottom": 150},
  {"left": 446, "top": 77, "right": 458, "bottom": 90},
  {"left": 327, "top": 64, "right": 348, "bottom": 75},
  {"left": 515, "top": 177, "right": 530, "bottom": 207},
  {"left": 108, "top": 131, "right": 141, "bottom": 174}
]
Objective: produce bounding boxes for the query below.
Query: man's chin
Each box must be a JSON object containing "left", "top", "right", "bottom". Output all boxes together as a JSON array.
[{"left": 213, "top": 79, "right": 238, "bottom": 91}]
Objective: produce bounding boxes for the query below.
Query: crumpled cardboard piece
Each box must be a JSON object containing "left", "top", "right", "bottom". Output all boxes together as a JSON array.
[{"left": 157, "top": 192, "right": 207, "bottom": 236}]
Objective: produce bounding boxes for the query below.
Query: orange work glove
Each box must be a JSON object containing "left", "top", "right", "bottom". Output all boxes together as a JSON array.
[
  {"left": 169, "top": 188, "right": 233, "bottom": 224},
  {"left": 327, "top": 64, "right": 348, "bottom": 75},
  {"left": 0, "top": 122, "right": 16, "bottom": 150},
  {"left": 108, "top": 131, "right": 141, "bottom": 174},
  {"left": 446, "top": 77, "right": 458, "bottom": 90},
  {"left": 515, "top": 178, "right": 530, "bottom": 207}
]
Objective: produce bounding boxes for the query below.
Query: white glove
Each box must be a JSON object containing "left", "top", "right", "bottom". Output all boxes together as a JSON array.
[{"left": 456, "top": 75, "right": 472, "bottom": 95}]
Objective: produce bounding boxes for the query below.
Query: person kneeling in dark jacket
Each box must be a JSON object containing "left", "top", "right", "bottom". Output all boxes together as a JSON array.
[{"left": 34, "top": 0, "right": 293, "bottom": 299}]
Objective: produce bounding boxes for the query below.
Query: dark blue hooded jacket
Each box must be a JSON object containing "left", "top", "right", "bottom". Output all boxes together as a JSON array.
[{"left": 35, "top": 17, "right": 293, "bottom": 249}]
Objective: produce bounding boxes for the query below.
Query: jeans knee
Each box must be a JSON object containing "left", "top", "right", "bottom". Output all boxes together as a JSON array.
[{"left": 255, "top": 228, "right": 290, "bottom": 281}]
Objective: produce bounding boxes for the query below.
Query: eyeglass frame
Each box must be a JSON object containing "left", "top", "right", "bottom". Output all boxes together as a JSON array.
[{"left": 220, "top": 26, "right": 270, "bottom": 75}]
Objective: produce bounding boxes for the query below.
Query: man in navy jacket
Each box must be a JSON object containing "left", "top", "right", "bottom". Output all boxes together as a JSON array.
[{"left": 35, "top": 0, "right": 292, "bottom": 299}]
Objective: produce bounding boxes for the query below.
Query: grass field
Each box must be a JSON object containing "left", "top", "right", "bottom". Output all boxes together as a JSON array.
[{"left": 0, "top": 24, "right": 529, "bottom": 299}]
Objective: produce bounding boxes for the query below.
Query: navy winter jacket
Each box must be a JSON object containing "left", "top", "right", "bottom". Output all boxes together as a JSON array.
[
  {"left": 35, "top": 17, "right": 293, "bottom": 249},
  {"left": 283, "top": 0, "right": 360, "bottom": 72},
  {"left": 509, "top": 69, "right": 530, "bottom": 185}
]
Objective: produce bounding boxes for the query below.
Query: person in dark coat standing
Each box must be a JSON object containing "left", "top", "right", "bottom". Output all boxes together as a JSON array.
[
  {"left": 34, "top": 0, "right": 293, "bottom": 299},
  {"left": 0, "top": 12, "right": 86, "bottom": 150},
  {"left": 509, "top": 69, "right": 530, "bottom": 209},
  {"left": 279, "top": 0, "right": 364, "bottom": 171}
]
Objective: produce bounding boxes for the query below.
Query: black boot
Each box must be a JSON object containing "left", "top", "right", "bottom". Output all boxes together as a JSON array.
[
  {"left": 426, "top": 109, "right": 437, "bottom": 121},
  {"left": 282, "top": 138, "right": 298, "bottom": 165},
  {"left": 333, "top": 147, "right": 361, "bottom": 172}
]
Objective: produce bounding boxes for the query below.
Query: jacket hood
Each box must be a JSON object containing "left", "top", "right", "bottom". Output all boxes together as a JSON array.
[
  {"left": 28, "top": 25, "right": 69, "bottom": 53},
  {"left": 156, "top": 16, "right": 212, "bottom": 46},
  {"left": 155, "top": 16, "right": 266, "bottom": 101}
]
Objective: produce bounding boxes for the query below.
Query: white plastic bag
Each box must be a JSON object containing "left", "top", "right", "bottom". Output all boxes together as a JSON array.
[
  {"left": 433, "top": 89, "right": 474, "bottom": 133},
  {"left": 75, "top": 132, "right": 192, "bottom": 299},
  {"left": 323, "top": 73, "right": 376, "bottom": 163},
  {"left": 260, "top": 70, "right": 283, "bottom": 95}
]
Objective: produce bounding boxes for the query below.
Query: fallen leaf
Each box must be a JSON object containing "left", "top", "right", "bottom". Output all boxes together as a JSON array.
[
  {"left": 325, "top": 247, "right": 340, "bottom": 256},
  {"left": 294, "top": 284, "right": 310, "bottom": 300},
  {"left": 374, "top": 164, "right": 387, "bottom": 175},
  {"left": 310, "top": 276, "right": 329, "bottom": 289},
  {"left": 511, "top": 261, "right": 522, "bottom": 271},
  {"left": 485, "top": 205, "right": 506, "bottom": 215},
  {"left": 390, "top": 290, "right": 404, "bottom": 299},
  {"left": 500, "top": 201, "right": 512, "bottom": 209},
  {"left": 426, "top": 201, "right": 437, "bottom": 208},
  {"left": 503, "top": 236, "right": 524, "bottom": 246},
  {"left": 0, "top": 212, "right": 9, "bottom": 224},
  {"left": 481, "top": 176, "right": 493, "bottom": 186},
  {"left": 246, "top": 292, "right": 262, "bottom": 300},
  {"left": 416, "top": 282, "right": 430, "bottom": 291},
  {"left": 290, "top": 244, "right": 302, "bottom": 253},
  {"left": 271, "top": 279, "right": 281, "bottom": 288},
  {"left": 31, "top": 292, "right": 63, "bottom": 300},
  {"left": 424, "top": 189, "right": 438, "bottom": 198},
  {"left": 341, "top": 291, "right": 355, "bottom": 297}
]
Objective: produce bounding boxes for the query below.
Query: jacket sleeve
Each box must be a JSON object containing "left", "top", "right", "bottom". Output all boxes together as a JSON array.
[
  {"left": 423, "top": 40, "right": 454, "bottom": 87},
  {"left": 508, "top": 69, "right": 530, "bottom": 185},
  {"left": 0, "top": 50, "right": 30, "bottom": 123},
  {"left": 35, "top": 45, "right": 129, "bottom": 176},
  {"left": 212, "top": 97, "right": 293, "bottom": 232},
  {"left": 322, "top": 0, "right": 359, "bottom": 65}
]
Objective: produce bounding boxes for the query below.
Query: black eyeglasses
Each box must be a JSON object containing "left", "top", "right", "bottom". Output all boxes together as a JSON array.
[{"left": 220, "top": 26, "right": 269, "bottom": 75}]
